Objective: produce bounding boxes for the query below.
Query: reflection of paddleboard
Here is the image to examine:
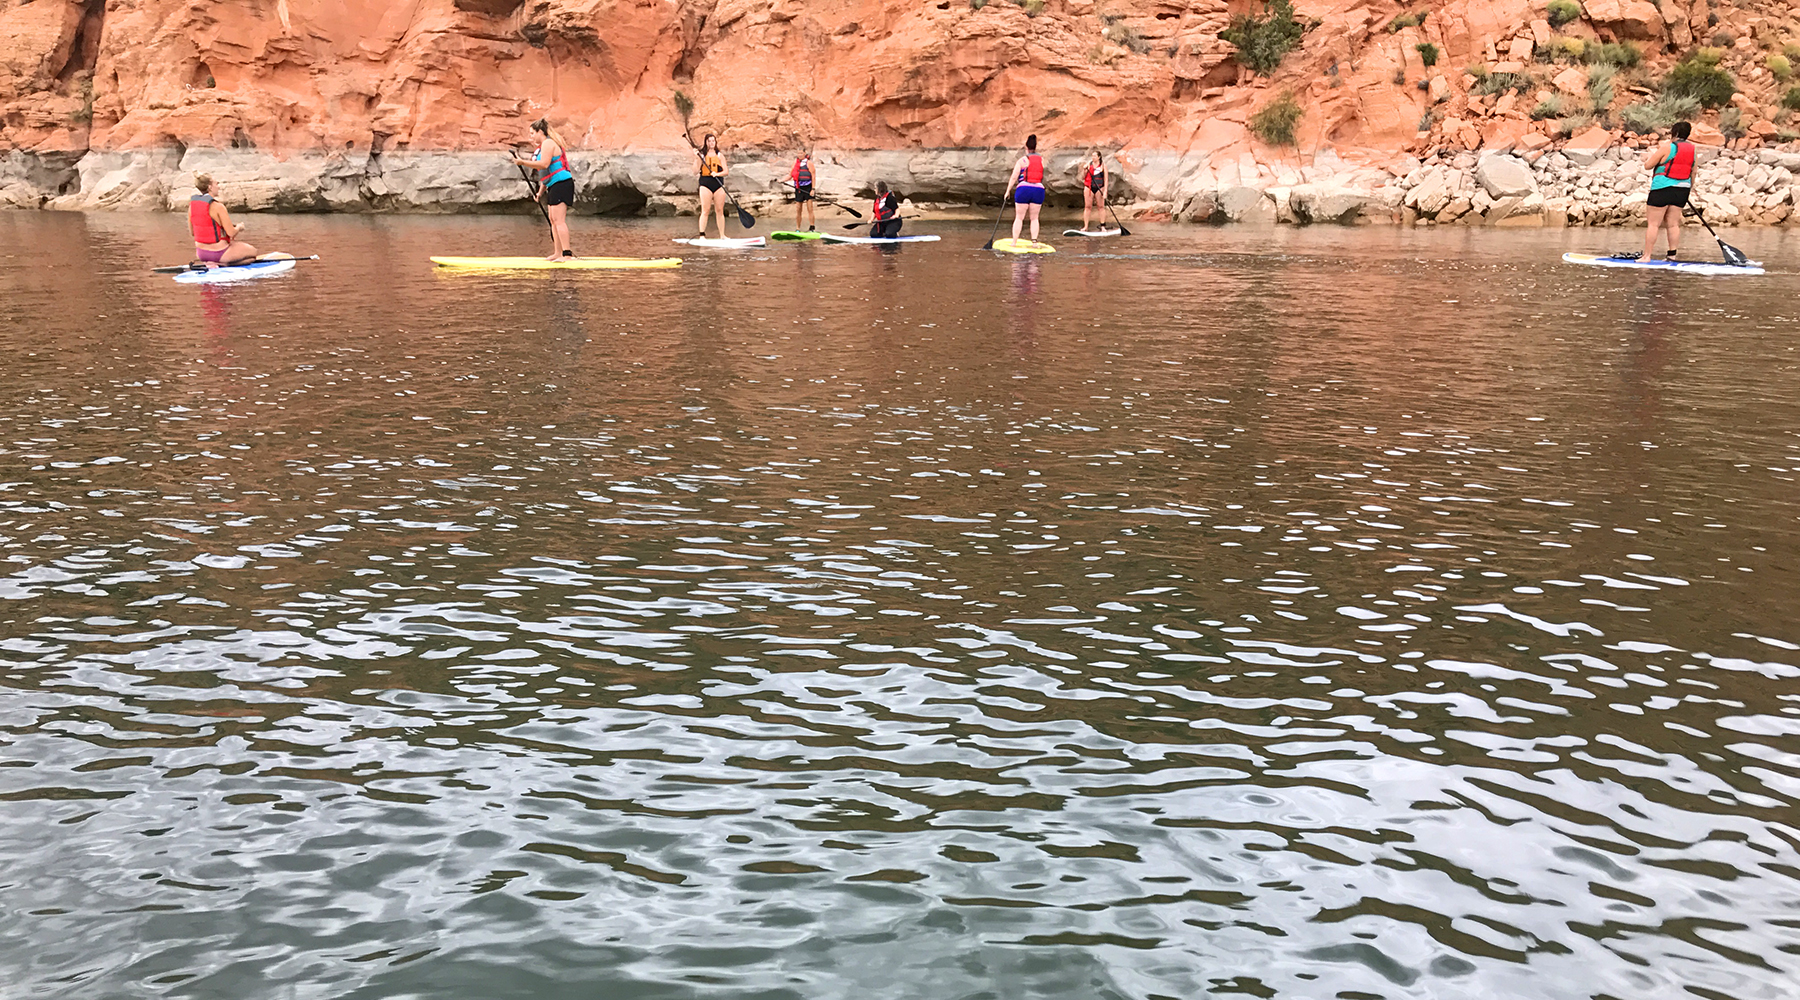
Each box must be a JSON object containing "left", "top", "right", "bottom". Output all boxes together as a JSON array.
[
  {"left": 172, "top": 257, "right": 297, "bottom": 283},
  {"left": 431, "top": 256, "right": 681, "bottom": 270},
  {"left": 674, "top": 236, "right": 767, "bottom": 249},
  {"left": 1562, "top": 252, "right": 1764, "bottom": 275},
  {"left": 1062, "top": 228, "right": 1121, "bottom": 238},
  {"left": 769, "top": 231, "right": 823, "bottom": 241},
  {"left": 819, "top": 233, "right": 941, "bottom": 245},
  {"left": 991, "top": 239, "right": 1055, "bottom": 255}
]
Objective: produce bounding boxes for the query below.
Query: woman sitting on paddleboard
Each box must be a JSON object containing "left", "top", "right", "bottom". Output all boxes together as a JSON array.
[
  {"left": 870, "top": 181, "right": 902, "bottom": 238},
  {"left": 1080, "top": 151, "right": 1108, "bottom": 233},
  {"left": 1003, "top": 134, "right": 1047, "bottom": 244},
  {"left": 1641, "top": 120, "right": 1695, "bottom": 261},
  {"left": 696, "top": 134, "right": 730, "bottom": 239},
  {"left": 189, "top": 175, "right": 259, "bottom": 267},
  {"left": 511, "top": 118, "right": 576, "bottom": 260}
]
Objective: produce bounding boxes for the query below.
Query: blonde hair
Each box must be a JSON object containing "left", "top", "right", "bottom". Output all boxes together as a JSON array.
[
  {"left": 531, "top": 118, "right": 568, "bottom": 149},
  {"left": 193, "top": 173, "right": 213, "bottom": 193}
]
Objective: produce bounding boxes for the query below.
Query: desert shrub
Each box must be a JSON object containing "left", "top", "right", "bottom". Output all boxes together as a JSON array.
[
  {"left": 1554, "top": 113, "right": 1594, "bottom": 137},
  {"left": 1586, "top": 63, "right": 1616, "bottom": 114},
  {"left": 1473, "top": 71, "right": 1532, "bottom": 96},
  {"left": 1718, "top": 107, "right": 1745, "bottom": 139},
  {"left": 1787, "top": 43, "right": 1800, "bottom": 64},
  {"left": 1585, "top": 41, "right": 1641, "bottom": 68},
  {"left": 1530, "top": 94, "right": 1565, "bottom": 120},
  {"left": 1388, "top": 10, "right": 1427, "bottom": 32},
  {"left": 1709, "top": 30, "right": 1735, "bottom": 48},
  {"left": 1016, "top": 0, "right": 1045, "bottom": 16},
  {"left": 1768, "top": 54, "right": 1793, "bottom": 81},
  {"left": 1546, "top": 36, "right": 1586, "bottom": 62},
  {"left": 1105, "top": 21, "right": 1149, "bottom": 52},
  {"left": 1547, "top": 0, "right": 1581, "bottom": 27},
  {"left": 970, "top": 0, "right": 988, "bottom": 8},
  {"left": 1221, "top": 0, "right": 1307, "bottom": 76},
  {"left": 1662, "top": 48, "right": 1736, "bottom": 108},
  {"left": 1416, "top": 42, "right": 1440, "bottom": 67},
  {"left": 1618, "top": 93, "right": 1700, "bottom": 133},
  {"left": 1248, "top": 90, "right": 1303, "bottom": 145},
  {"left": 1392, "top": 68, "right": 1407, "bottom": 85},
  {"left": 1783, "top": 85, "right": 1800, "bottom": 111}
]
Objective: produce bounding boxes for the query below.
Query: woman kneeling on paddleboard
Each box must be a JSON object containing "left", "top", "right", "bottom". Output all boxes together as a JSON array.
[
  {"left": 1004, "top": 135, "right": 1047, "bottom": 244},
  {"left": 189, "top": 175, "right": 259, "bottom": 267},
  {"left": 512, "top": 118, "right": 576, "bottom": 260},
  {"left": 1080, "top": 151, "right": 1108, "bottom": 233},
  {"left": 1641, "top": 120, "right": 1695, "bottom": 261},
  {"left": 870, "top": 181, "right": 902, "bottom": 238},
  {"left": 696, "top": 134, "right": 730, "bottom": 239}
]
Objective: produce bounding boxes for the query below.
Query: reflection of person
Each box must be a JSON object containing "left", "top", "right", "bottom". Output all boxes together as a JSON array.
[
  {"left": 1003, "top": 134, "right": 1046, "bottom": 244},
  {"left": 1080, "top": 151, "right": 1109, "bottom": 232},
  {"left": 696, "top": 133, "right": 729, "bottom": 238},
  {"left": 1641, "top": 121, "right": 1695, "bottom": 261},
  {"left": 870, "top": 181, "right": 902, "bottom": 238},
  {"left": 511, "top": 117, "right": 576, "bottom": 260},
  {"left": 189, "top": 175, "right": 259, "bottom": 266},
  {"left": 791, "top": 150, "right": 817, "bottom": 232}
]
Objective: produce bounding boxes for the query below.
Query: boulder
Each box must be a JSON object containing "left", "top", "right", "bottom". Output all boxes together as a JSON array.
[
  {"left": 1553, "top": 67, "right": 1588, "bottom": 96},
  {"left": 1691, "top": 122, "right": 1726, "bottom": 146},
  {"left": 1563, "top": 126, "right": 1614, "bottom": 166},
  {"left": 1405, "top": 167, "right": 1454, "bottom": 214},
  {"left": 1218, "top": 185, "right": 1273, "bottom": 222},
  {"left": 1292, "top": 185, "right": 1369, "bottom": 224},
  {"left": 1476, "top": 154, "right": 1536, "bottom": 197}
]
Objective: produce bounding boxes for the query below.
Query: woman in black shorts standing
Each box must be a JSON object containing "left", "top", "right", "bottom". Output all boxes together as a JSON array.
[
  {"left": 1641, "top": 121, "right": 1696, "bottom": 261},
  {"left": 512, "top": 118, "right": 576, "bottom": 259},
  {"left": 696, "top": 133, "right": 730, "bottom": 239}
]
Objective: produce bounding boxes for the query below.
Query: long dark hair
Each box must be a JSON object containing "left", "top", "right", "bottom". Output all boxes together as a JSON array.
[
  {"left": 1025, "top": 134, "right": 1038, "bottom": 153},
  {"left": 701, "top": 133, "right": 719, "bottom": 154}
]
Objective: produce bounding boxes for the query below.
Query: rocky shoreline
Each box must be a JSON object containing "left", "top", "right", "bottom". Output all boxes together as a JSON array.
[{"left": 2, "top": 141, "right": 1793, "bottom": 228}]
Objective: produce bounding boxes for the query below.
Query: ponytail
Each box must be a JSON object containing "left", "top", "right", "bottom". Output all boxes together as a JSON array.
[{"left": 531, "top": 117, "right": 569, "bottom": 149}]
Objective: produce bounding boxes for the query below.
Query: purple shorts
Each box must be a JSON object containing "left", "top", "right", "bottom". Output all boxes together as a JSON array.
[
  {"left": 1014, "top": 184, "right": 1045, "bottom": 205},
  {"left": 197, "top": 246, "right": 227, "bottom": 262}
]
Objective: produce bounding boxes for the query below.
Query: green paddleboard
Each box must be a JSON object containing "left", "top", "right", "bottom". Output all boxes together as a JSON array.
[{"left": 770, "top": 231, "right": 824, "bottom": 241}]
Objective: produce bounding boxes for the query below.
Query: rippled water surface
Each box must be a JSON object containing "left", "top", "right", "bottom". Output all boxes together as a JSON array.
[{"left": 2, "top": 213, "right": 1799, "bottom": 999}]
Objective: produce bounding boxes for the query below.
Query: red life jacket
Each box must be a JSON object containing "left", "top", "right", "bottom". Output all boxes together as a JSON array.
[
  {"left": 1019, "top": 154, "right": 1044, "bottom": 185},
  {"left": 1657, "top": 141, "right": 1695, "bottom": 182},
  {"left": 793, "top": 157, "right": 813, "bottom": 186},
  {"left": 1082, "top": 163, "right": 1104, "bottom": 191},
  {"left": 871, "top": 192, "right": 898, "bottom": 221},
  {"left": 189, "top": 194, "right": 227, "bottom": 243}
]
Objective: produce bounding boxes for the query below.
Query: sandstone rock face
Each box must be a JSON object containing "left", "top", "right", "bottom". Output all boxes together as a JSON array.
[
  {"left": 0, "top": 0, "right": 1792, "bottom": 227},
  {"left": 1476, "top": 154, "right": 1535, "bottom": 198}
]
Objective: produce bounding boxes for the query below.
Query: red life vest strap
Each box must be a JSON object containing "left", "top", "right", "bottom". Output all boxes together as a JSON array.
[{"left": 1659, "top": 141, "right": 1695, "bottom": 182}]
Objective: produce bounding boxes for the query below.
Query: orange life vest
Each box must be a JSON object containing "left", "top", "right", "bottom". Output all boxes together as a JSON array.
[{"left": 1018, "top": 154, "right": 1045, "bottom": 186}]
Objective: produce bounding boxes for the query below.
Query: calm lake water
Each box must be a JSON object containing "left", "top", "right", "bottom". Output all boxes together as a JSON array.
[{"left": 1, "top": 212, "right": 1798, "bottom": 1000}]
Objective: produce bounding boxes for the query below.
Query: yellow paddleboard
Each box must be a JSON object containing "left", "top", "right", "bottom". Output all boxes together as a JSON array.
[
  {"left": 431, "top": 256, "right": 682, "bottom": 270},
  {"left": 991, "top": 239, "right": 1055, "bottom": 254}
]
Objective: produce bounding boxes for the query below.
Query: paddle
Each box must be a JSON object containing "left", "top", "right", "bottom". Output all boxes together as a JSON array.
[
  {"left": 783, "top": 180, "right": 863, "bottom": 218},
  {"left": 1106, "top": 204, "right": 1132, "bottom": 237},
  {"left": 842, "top": 215, "right": 923, "bottom": 230},
  {"left": 151, "top": 253, "right": 316, "bottom": 274},
  {"left": 1687, "top": 205, "right": 1750, "bottom": 266},
  {"left": 980, "top": 196, "right": 1010, "bottom": 250},
  {"left": 512, "top": 153, "right": 552, "bottom": 228}
]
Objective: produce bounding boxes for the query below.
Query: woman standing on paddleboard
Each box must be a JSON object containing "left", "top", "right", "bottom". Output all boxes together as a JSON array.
[
  {"left": 1641, "top": 121, "right": 1695, "bottom": 261},
  {"left": 1080, "top": 151, "right": 1109, "bottom": 233},
  {"left": 189, "top": 175, "right": 259, "bottom": 267},
  {"left": 791, "top": 149, "right": 817, "bottom": 232},
  {"left": 696, "top": 134, "right": 730, "bottom": 239},
  {"left": 511, "top": 118, "right": 576, "bottom": 260},
  {"left": 1003, "top": 135, "right": 1047, "bottom": 245}
]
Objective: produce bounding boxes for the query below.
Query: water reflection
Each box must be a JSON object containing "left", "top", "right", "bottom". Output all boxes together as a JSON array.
[{"left": 0, "top": 214, "right": 1796, "bottom": 999}]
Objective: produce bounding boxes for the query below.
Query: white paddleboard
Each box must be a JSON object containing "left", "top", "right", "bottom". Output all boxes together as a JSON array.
[
  {"left": 1562, "top": 252, "right": 1763, "bottom": 275},
  {"left": 673, "top": 236, "right": 766, "bottom": 249},
  {"left": 172, "top": 258, "right": 298, "bottom": 284},
  {"left": 819, "top": 233, "right": 941, "bottom": 245},
  {"left": 1063, "top": 228, "right": 1122, "bottom": 238}
]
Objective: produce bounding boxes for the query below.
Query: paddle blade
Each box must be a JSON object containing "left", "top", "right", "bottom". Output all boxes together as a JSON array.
[
  {"left": 737, "top": 207, "right": 756, "bottom": 229},
  {"left": 150, "top": 263, "right": 198, "bottom": 273},
  {"left": 842, "top": 221, "right": 867, "bottom": 230},
  {"left": 838, "top": 203, "right": 864, "bottom": 218},
  {"left": 1717, "top": 239, "right": 1750, "bottom": 267}
]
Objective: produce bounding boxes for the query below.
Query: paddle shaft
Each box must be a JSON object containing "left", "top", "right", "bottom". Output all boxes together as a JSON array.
[
  {"left": 980, "top": 197, "right": 1009, "bottom": 249},
  {"left": 513, "top": 157, "right": 553, "bottom": 227},
  {"left": 152, "top": 254, "right": 317, "bottom": 273},
  {"left": 1106, "top": 203, "right": 1132, "bottom": 237},
  {"left": 783, "top": 181, "right": 862, "bottom": 218},
  {"left": 843, "top": 214, "right": 924, "bottom": 230}
]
